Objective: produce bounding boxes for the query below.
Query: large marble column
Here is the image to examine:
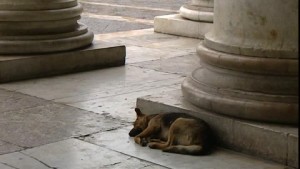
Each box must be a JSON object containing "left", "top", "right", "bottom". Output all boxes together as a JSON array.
[
  {"left": 182, "top": 0, "right": 298, "bottom": 124},
  {"left": 154, "top": 0, "right": 213, "bottom": 38},
  {"left": 0, "top": 0, "right": 93, "bottom": 54},
  {"left": 0, "top": 0, "right": 125, "bottom": 83}
]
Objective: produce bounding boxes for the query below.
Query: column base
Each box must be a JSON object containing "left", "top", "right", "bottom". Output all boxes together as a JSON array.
[
  {"left": 154, "top": 14, "right": 213, "bottom": 39},
  {"left": 136, "top": 89, "right": 298, "bottom": 168},
  {"left": 0, "top": 41, "right": 125, "bottom": 83}
]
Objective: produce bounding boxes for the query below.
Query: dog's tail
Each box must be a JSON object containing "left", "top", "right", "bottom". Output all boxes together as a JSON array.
[{"left": 162, "top": 145, "right": 209, "bottom": 156}]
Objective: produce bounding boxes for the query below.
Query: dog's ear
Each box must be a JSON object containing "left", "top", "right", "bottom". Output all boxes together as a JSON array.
[{"left": 135, "top": 108, "right": 143, "bottom": 116}]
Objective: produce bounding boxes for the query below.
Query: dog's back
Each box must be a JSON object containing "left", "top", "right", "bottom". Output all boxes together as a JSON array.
[{"left": 152, "top": 113, "right": 212, "bottom": 155}]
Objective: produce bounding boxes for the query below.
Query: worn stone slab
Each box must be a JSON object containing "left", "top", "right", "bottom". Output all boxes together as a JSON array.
[
  {"left": 82, "top": 126, "right": 287, "bottom": 169},
  {"left": 0, "top": 89, "right": 48, "bottom": 113},
  {"left": 0, "top": 66, "right": 183, "bottom": 101},
  {"left": 136, "top": 89, "right": 298, "bottom": 167},
  {"left": 125, "top": 45, "right": 194, "bottom": 64},
  {"left": 0, "top": 140, "right": 23, "bottom": 155},
  {"left": 0, "top": 139, "right": 167, "bottom": 169},
  {"left": 80, "top": 15, "right": 153, "bottom": 34},
  {"left": 131, "top": 53, "right": 200, "bottom": 76},
  {"left": 154, "top": 14, "right": 213, "bottom": 39},
  {"left": 70, "top": 85, "right": 180, "bottom": 122},
  {"left": 288, "top": 134, "right": 299, "bottom": 168},
  {"left": 80, "top": 1, "right": 177, "bottom": 20},
  {"left": 0, "top": 40, "right": 125, "bottom": 83},
  {"left": 0, "top": 103, "right": 127, "bottom": 148}
]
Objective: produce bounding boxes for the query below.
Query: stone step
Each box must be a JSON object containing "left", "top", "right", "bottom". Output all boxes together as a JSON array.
[
  {"left": 0, "top": 40, "right": 125, "bottom": 83},
  {"left": 154, "top": 14, "right": 213, "bottom": 39},
  {"left": 136, "top": 89, "right": 298, "bottom": 168}
]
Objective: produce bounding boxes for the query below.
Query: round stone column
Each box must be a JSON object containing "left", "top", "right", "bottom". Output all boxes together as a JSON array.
[
  {"left": 0, "top": 0, "right": 93, "bottom": 54},
  {"left": 182, "top": 0, "right": 298, "bottom": 124},
  {"left": 179, "top": 0, "right": 214, "bottom": 22}
]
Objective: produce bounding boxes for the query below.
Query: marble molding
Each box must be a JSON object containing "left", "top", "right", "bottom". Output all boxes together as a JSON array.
[
  {"left": 179, "top": 0, "right": 214, "bottom": 22},
  {"left": 182, "top": 0, "right": 299, "bottom": 124},
  {"left": 154, "top": 0, "right": 214, "bottom": 39}
]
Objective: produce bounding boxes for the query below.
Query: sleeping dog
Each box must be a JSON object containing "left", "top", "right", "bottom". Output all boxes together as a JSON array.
[{"left": 129, "top": 108, "right": 212, "bottom": 155}]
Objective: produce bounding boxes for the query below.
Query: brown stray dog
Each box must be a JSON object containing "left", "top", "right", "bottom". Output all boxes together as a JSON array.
[{"left": 129, "top": 108, "right": 212, "bottom": 155}]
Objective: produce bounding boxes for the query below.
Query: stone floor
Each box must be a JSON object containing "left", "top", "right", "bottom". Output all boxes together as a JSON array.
[{"left": 0, "top": 1, "right": 295, "bottom": 169}]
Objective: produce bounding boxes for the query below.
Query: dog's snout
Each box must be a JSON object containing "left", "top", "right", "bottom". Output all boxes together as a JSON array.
[{"left": 129, "top": 128, "right": 142, "bottom": 137}]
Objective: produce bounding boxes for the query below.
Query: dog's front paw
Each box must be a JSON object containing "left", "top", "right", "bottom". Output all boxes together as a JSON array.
[{"left": 141, "top": 138, "right": 148, "bottom": 147}]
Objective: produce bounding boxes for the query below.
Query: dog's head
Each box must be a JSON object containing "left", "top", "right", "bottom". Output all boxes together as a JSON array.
[{"left": 129, "top": 108, "right": 148, "bottom": 137}]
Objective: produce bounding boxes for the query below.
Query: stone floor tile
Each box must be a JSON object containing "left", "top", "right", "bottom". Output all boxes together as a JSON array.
[
  {"left": 54, "top": 77, "right": 183, "bottom": 104},
  {"left": 288, "top": 134, "right": 298, "bottom": 168},
  {"left": 80, "top": 15, "right": 152, "bottom": 34},
  {"left": 131, "top": 54, "right": 200, "bottom": 76},
  {"left": 0, "top": 103, "right": 126, "bottom": 148},
  {"left": 0, "top": 139, "right": 167, "bottom": 169},
  {"left": 0, "top": 66, "right": 182, "bottom": 100},
  {"left": 125, "top": 46, "right": 194, "bottom": 64},
  {"left": 0, "top": 163, "right": 15, "bottom": 169},
  {"left": 144, "top": 37, "right": 200, "bottom": 52},
  {"left": 102, "top": 33, "right": 182, "bottom": 47},
  {"left": 81, "top": 0, "right": 185, "bottom": 11},
  {"left": 0, "top": 152, "right": 50, "bottom": 169},
  {"left": 70, "top": 85, "right": 180, "bottom": 122},
  {"left": 94, "top": 28, "right": 155, "bottom": 41},
  {"left": 80, "top": 2, "right": 175, "bottom": 20},
  {"left": 0, "top": 89, "right": 47, "bottom": 113},
  {"left": 82, "top": 126, "right": 286, "bottom": 169},
  {"left": 0, "top": 140, "right": 23, "bottom": 155}
]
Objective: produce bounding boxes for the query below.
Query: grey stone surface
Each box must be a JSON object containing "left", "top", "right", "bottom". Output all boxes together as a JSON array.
[
  {"left": 288, "top": 134, "right": 299, "bottom": 168},
  {"left": 0, "top": 89, "right": 48, "bottom": 113},
  {"left": 80, "top": 0, "right": 186, "bottom": 10},
  {"left": 83, "top": 126, "right": 287, "bottom": 169},
  {"left": 0, "top": 41, "right": 125, "bottom": 83},
  {"left": 0, "top": 140, "right": 23, "bottom": 155},
  {"left": 0, "top": 139, "right": 167, "bottom": 169},
  {"left": 0, "top": 66, "right": 183, "bottom": 101},
  {"left": 0, "top": 103, "right": 127, "bottom": 148},
  {"left": 136, "top": 89, "right": 298, "bottom": 166},
  {"left": 80, "top": 15, "right": 153, "bottom": 34},
  {"left": 131, "top": 53, "right": 200, "bottom": 76},
  {"left": 80, "top": 1, "right": 177, "bottom": 20}
]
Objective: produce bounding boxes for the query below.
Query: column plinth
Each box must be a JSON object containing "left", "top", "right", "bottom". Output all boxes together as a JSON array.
[
  {"left": 0, "top": 0, "right": 93, "bottom": 54},
  {"left": 179, "top": 0, "right": 214, "bottom": 22},
  {"left": 182, "top": 0, "right": 299, "bottom": 124}
]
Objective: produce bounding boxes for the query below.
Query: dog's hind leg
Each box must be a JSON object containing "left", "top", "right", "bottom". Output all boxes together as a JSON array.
[{"left": 162, "top": 145, "right": 205, "bottom": 155}]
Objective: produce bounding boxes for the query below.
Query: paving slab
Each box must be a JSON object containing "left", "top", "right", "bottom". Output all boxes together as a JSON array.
[
  {"left": 0, "top": 139, "right": 168, "bottom": 169},
  {"left": 80, "top": 0, "right": 185, "bottom": 11},
  {"left": 70, "top": 85, "right": 180, "bottom": 122},
  {"left": 131, "top": 53, "right": 200, "bottom": 76},
  {"left": 0, "top": 65, "right": 183, "bottom": 101},
  {"left": 80, "top": 1, "right": 176, "bottom": 20},
  {"left": 125, "top": 45, "right": 194, "bottom": 64},
  {"left": 0, "top": 103, "right": 127, "bottom": 148},
  {"left": 82, "top": 126, "right": 287, "bottom": 169},
  {"left": 80, "top": 15, "right": 153, "bottom": 34},
  {"left": 136, "top": 89, "right": 298, "bottom": 167},
  {"left": 0, "top": 140, "right": 23, "bottom": 155},
  {"left": 0, "top": 89, "right": 48, "bottom": 113},
  {"left": 0, "top": 41, "right": 125, "bottom": 83}
]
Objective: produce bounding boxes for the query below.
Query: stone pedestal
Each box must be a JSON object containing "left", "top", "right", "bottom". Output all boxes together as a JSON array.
[
  {"left": 182, "top": 0, "right": 299, "bottom": 124},
  {"left": 0, "top": 0, "right": 125, "bottom": 82},
  {"left": 154, "top": 0, "right": 213, "bottom": 39}
]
